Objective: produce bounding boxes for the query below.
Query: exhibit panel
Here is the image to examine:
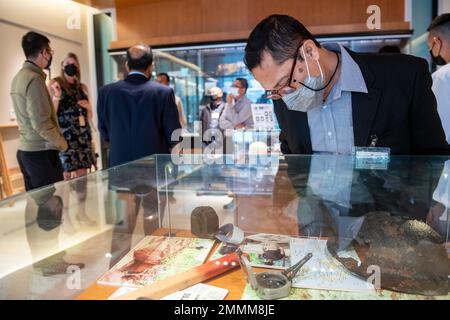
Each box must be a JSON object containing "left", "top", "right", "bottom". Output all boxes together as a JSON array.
[{"left": 0, "top": 154, "right": 449, "bottom": 299}]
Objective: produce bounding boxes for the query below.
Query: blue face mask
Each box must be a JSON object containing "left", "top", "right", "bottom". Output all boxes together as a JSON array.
[{"left": 282, "top": 47, "right": 340, "bottom": 112}]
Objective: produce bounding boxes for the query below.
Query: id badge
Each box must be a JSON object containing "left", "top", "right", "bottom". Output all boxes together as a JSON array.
[
  {"left": 353, "top": 147, "right": 390, "bottom": 170},
  {"left": 211, "top": 112, "right": 220, "bottom": 120},
  {"left": 79, "top": 115, "right": 86, "bottom": 127}
]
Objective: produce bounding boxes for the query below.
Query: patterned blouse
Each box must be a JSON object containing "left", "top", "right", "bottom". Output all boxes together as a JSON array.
[{"left": 56, "top": 82, "right": 95, "bottom": 172}]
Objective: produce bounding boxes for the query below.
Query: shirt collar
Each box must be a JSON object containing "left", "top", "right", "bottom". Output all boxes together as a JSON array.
[
  {"left": 321, "top": 43, "right": 368, "bottom": 100},
  {"left": 209, "top": 101, "right": 222, "bottom": 110},
  {"left": 24, "top": 60, "right": 46, "bottom": 80},
  {"left": 128, "top": 71, "right": 148, "bottom": 78}
]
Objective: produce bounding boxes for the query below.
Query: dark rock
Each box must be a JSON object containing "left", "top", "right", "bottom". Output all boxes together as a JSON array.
[
  {"left": 190, "top": 206, "right": 219, "bottom": 239},
  {"left": 328, "top": 212, "right": 449, "bottom": 296}
]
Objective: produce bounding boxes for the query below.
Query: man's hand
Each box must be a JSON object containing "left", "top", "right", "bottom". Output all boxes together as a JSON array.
[
  {"left": 226, "top": 93, "right": 235, "bottom": 105},
  {"left": 235, "top": 123, "right": 246, "bottom": 129},
  {"left": 426, "top": 202, "right": 446, "bottom": 227},
  {"left": 50, "top": 81, "right": 62, "bottom": 98}
]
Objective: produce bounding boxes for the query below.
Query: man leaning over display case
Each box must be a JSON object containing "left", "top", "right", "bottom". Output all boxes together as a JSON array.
[
  {"left": 428, "top": 13, "right": 450, "bottom": 144},
  {"left": 244, "top": 14, "right": 450, "bottom": 156}
]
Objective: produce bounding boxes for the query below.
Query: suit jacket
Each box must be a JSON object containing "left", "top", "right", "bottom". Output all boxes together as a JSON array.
[
  {"left": 274, "top": 49, "right": 450, "bottom": 155},
  {"left": 97, "top": 74, "right": 181, "bottom": 167}
]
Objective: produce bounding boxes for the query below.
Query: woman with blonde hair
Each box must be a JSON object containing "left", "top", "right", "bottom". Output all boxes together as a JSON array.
[
  {"left": 48, "top": 53, "right": 95, "bottom": 226},
  {"left": 48, "top": 52, "right": 95, "bottom": 179}
]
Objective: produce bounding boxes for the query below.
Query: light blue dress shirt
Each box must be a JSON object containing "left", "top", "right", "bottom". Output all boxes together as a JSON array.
[
  {"left": 219, "top": 95, "right": 254, "bottom": 129},
  {"left": 307, "top": 43, "right": 368, "bottom": 155},
  {"left": 432, "top": 63, "right": 450, "bottom": 144}
]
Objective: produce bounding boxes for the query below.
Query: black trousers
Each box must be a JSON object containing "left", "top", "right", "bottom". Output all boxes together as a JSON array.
[{"left": 17, "top": 150, "right": 64, "bottom": 191}]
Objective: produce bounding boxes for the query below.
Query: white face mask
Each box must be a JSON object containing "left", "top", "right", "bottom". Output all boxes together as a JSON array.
[
  {"left": 282, "top": 46, "right": 325, "bottom": 112},
  {"left": 229, "top": 87, "right": 240, "bottom": 97}
]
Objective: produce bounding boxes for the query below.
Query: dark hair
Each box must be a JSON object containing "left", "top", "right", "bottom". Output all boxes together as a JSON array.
[
  {"left": 157, "top": 72, "right": 170, "bottom": 83},
  {"left": 244, "top": 14, "right": 321, "bottom": 71},
  {"left": 37, "top": 196, "right": 63, "bottom": 231},
  {"left": 235, "top": 78, "right": 248, "bottom": 92},
  {"left": 126, "top": 44, "right": 153, "bottom": 70},
  {"left": 378, "top": 45, "right": 401, "bottom": 53},
  {"left": 21, "top": 31, "right": 50, "bottom": 59},
  {"left": 428, "top": 13, "right": 450, "bottom": 40}
]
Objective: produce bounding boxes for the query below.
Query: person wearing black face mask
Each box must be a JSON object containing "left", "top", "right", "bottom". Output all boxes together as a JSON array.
[
  {"left": 48, "top": 53, "right": 95, "bottom": 178},
  {"left": 428, "top": 13, "right": 450, "bottom": 144},
  {"left": 200, "top": 87, "right": 226, "bottom": 148},
  {"left": 11, "top": 31, "right": 67, "bottom": 194},
  {"left": 47, "top": 53, "right": 96, "bottom": 224}
]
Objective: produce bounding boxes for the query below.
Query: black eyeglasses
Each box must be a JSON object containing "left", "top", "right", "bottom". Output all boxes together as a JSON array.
[
  {"left": 43, "top": 48, "right": 54, "bottom": 55},
  {"left": 264, "top": 41, "right": 304, "bottom": 100}
]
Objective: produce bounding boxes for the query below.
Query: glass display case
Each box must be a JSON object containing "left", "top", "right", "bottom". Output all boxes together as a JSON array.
[
  {"left": 0, "top": 154, "right": 448, "bottom": 300},
  {"left": 111, "top": 43, "right": 270, "bottom": 130}
]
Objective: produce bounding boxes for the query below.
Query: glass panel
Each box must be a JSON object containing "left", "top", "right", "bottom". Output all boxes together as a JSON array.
[
  {"left": 1, "top": 154, "right": 448, "bottom": 299},
  {"left": 111, "top": 43, "right": 270, "bottom": 130},
  {"left": 154, "top": 45, "right": 271, "bottom": 124},
  {"left": 110, "top": 34, "right": 412, "bottom": 133}
]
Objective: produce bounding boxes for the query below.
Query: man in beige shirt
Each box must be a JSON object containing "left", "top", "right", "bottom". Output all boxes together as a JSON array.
[
  {"left": 10, "top": 31, "right": 67, "bottom": 192},
  {"left": 156, "top": 72, "right": 187, "bottom": 128}
]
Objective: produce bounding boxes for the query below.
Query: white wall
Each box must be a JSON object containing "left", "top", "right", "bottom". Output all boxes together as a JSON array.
[
  {"left": 438, "top": 0, "right": 450, "bottom": 14},
  {"left": 0, "top": 0, "right": 99, "bottom": 168}
]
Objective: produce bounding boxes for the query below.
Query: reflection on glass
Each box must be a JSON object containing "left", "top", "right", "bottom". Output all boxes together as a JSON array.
[
  {"left": 0, "top": 154, "right": 448, "bottom": 299},
  {"left": 111, "top": 44, "right": 269, "bottom": 129}
]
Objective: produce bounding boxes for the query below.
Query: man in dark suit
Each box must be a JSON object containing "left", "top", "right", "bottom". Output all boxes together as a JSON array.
[
  {"left": 97, "top": 44, "right": 181, "bottom": 167},
  {"left": 244, "top": 15, "right": 450, "bottom": 155}
]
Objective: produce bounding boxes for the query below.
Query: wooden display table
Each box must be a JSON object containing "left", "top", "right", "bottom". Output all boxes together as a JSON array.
[
  {"left": 77, "top": 228, "right": 249, "bottom": 300},
  {"left": 76, "top": 182, "right": 449, "bottom": 300}
]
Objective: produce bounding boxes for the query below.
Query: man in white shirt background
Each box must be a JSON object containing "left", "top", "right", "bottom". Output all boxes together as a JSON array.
[
  {"left": 428, "top": 13, "right": 450, "bottom": 143},
  {"left": 157, "top": 72, "right": 187, "bottom": 128}
]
